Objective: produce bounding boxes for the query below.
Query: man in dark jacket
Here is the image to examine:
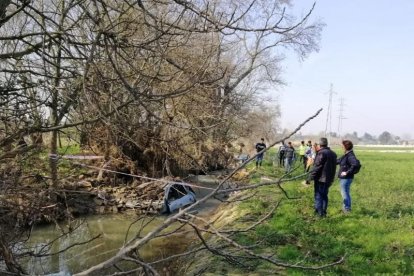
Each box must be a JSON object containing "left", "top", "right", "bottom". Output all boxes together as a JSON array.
[
  {"left": 284, "top": 141, "right": 295, "bottom": 173},
  {"left": 255, "top": 138, "right": 266, "bottom": 168},
  {"left": 308, "top": 137, "right": 337, "bottom": 217}
]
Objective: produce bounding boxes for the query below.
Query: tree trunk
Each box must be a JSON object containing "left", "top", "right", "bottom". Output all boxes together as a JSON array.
[
  {"left": 79, "top": 129, "right": 88, "bottom": 148},
  {"left": 58, "top": 131, "right": 62, "bottom": 148},
  {"left": 49, "top": 1, "right": 65, "bottom": 190},
  {"left": 50, "top": 129, "right": 58, "bottom": 188},
  {"left": 104, "top": 126, "right": 111, "bottom": 161}
]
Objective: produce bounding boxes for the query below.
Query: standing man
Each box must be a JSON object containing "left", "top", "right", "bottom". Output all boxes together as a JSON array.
[
  {"left": 277, "top": 141, "right": 286, "bottom": 167},
  {"left": 284, "top": 141, "right": 295, "bottom": 173},
  {"left": 299, "top": 140, "right": 308, "bottom": 171},
  {"left": 255, "top": 138, "right": 266, "bottom": 168},
  {"left": 307, "top": 137, "right": 337, "bottom": 217},
  {"left": 299, "top": 141, "right": 306, "bottom": 162}
]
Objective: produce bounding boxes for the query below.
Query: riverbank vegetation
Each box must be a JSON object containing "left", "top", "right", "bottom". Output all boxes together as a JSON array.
[
  {"left": 1, "top": 1, "right": 325, "bottom": 274},
  {"left": 185, "top": 149, "right": 414, "bottom": 275},
  {"left": 5, "top": 1, "right": 412, "bottom": 275}
]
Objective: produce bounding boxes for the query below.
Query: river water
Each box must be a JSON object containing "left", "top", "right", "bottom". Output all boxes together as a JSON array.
[
  {"left": 23, "top": 174, "right": 223, "bottom": 275},
  {"left": 25, "top": 214, "right": 168, "bottom": 275}
]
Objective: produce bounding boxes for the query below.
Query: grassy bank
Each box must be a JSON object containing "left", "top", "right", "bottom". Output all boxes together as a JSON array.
[{"left": 195, "top": 148, "right": 414, "bottom": 275}]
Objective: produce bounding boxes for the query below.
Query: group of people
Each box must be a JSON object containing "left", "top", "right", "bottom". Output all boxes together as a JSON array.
[
  {"left": 277, "top": 140, "right": 319, "bottom": 173},
  {"left": 276, "top": 141, "right": 296, "bottom": 173},
  {"left": 255, "top": 137, "right": 360, "bottom": 217},
  {"left": 307, "top": 137, "right": 360, "bottom": 217}
]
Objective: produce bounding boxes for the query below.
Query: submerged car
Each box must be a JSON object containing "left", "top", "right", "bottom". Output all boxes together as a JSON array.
[
  {"left": 235, "top": 153, "right": 250, "bottom": 163},
  {"left": 160, "top": 183, "right": 197, "bottom": 214}
]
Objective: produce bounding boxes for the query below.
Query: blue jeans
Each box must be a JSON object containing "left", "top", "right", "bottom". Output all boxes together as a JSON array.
[
  {"left": 339, "top": 178, "right": 353, "bottom": 211},
  {"left": 285, "top": 158, "right": 293, "bottom": 173},
  {"left": 314, "top": 181, "right": 331, "bottom": 216},
  {"left": 256, "top": 154, "right": 264, "bottom": 166}
]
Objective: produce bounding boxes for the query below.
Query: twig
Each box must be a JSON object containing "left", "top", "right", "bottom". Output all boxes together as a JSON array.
[
  {"left": 122, "top": 256, "right": 159, "bottom": 276},
  {"left": 221, "top": 202, "right": 280, "bottom": 234},
  {"left": 181, "top": 213, "right": 345, "bottom": 270}
]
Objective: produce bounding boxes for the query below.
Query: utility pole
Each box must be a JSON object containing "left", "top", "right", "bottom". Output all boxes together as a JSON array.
[
  {"left": 324, "top": 84, "right": 336, "bottom": 141},
  {"left": 337, "top": 97, "right": 347, "bottom": 138}
]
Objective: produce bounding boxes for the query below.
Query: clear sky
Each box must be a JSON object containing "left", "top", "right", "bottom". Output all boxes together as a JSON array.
[{"left": 276, "top": 1, "right": 414, "bottom": 139}]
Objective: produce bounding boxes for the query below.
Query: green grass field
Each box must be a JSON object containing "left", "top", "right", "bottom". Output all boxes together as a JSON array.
[
  {"left": 355, "top": 145, "right": 414, "bottom": 152},
  {"left": 222, "top": 148, "right": 414, "bottom": 275}
]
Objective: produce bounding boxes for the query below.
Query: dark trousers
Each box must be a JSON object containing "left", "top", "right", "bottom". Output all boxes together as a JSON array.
[
  {"left": 256, "top": 153, "right": 264, "bottom": 167},
  {"left": 279, "top": 154, "right": 285, "bottom": 167},
  {"left": 303, "top": 156, "right": 308, "bottom": 171},
  {"left": 314, "top": 181, "right": 331, "bottom": 216}
]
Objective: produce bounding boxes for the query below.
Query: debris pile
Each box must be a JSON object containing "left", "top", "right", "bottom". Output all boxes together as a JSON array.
[{"left": 63, "top": 177, "right": 172, "bottom": 214}]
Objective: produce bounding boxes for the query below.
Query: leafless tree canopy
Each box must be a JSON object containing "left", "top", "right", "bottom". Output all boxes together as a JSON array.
[{"left": 0, "top": 0, "right": 327, "bottom": 274}]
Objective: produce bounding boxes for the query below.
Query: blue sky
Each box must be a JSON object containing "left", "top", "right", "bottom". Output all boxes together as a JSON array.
[{"left": 276, "top": 1, "right": 414, "bottom": 139}]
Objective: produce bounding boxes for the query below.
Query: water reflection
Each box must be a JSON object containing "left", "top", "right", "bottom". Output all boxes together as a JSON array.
[
  {"left": 24, "top": 173, "right": 223, "bottom": 275},
  {"left": 25, "top": 213, "right": 166, "bottom": 275}
]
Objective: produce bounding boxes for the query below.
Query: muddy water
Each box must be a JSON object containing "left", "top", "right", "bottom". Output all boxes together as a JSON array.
[
  {"left": 25, "top": 214, "right": 167, "bottom": 275},
  {"left": 24, "top": 174, "right": 224, "bottom": 275},
  {"left": 187, "top": 174, "right": 225, "bottom": 214}
]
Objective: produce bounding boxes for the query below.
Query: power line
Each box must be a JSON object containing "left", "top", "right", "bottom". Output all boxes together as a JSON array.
[
  {"left": 324, "top": 84, "right": 337, "bottom": 140},
  {"left": 337, "top": 97, "right": 347, "bottom": 138}
]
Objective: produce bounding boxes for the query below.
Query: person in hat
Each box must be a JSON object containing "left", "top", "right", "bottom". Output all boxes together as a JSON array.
[{"left": 307, "top": 137, "right": 337, "bottom": 217}]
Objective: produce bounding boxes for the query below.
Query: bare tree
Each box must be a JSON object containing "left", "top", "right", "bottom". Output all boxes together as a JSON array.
[
  {"left": 71, "top": 0, "right": 324, "bottom": 176},
  {"left": 0, "top": 0, "right": 327, "bottom": 274},
  {"left": 1, "top": 0, "right": 323, "bottom": 174}
]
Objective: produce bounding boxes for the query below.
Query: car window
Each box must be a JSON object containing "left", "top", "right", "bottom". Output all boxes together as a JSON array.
[{"left": 167, "top": 184, "right": 188, "bottom": 200}]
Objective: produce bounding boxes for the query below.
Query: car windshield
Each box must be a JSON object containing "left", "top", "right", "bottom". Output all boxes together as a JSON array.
[{"left": 167, "top": 184, "right": 188, "bottom": 200}]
